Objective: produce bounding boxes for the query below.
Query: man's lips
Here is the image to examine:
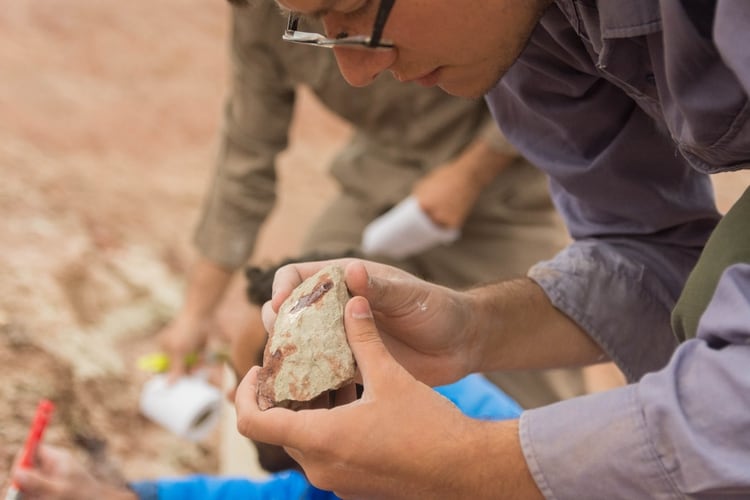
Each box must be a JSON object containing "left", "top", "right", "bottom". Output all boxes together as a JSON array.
[
  {"left": 415, "top": 68, "right": 441, "bottom": 87},
  {"left": 395, "top": 68, "right": 441, "bottom": 87}
]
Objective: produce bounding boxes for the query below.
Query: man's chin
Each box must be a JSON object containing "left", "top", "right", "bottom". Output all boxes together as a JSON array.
[
  {"left": 438, "top": 81, "right": 493, "bottom": 99},
  {"left": 437, "top": 72, "right": 500, "bottom": 99}
]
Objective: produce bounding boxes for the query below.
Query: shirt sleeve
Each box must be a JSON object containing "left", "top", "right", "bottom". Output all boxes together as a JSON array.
[
  {"left": 521, "top": 264, "right": 750, "bottom": 498},
  {"left": 714, "top": 1, "right": 750, "bottom": 95},
  {"left": 486, "top": 5, "right": 721, "bottom": 380},
  {"left": 192, "top": 4, "right": 295, "bottom": 269}
]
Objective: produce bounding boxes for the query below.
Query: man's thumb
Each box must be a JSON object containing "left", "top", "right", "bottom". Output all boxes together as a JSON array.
[{"left": 344, "top": 296, "right": 394, "bottom": 388}]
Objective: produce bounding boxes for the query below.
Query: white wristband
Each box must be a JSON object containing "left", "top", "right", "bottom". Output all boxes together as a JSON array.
[{"left": 361, "top": 196, "right": 460, "bottom": 259}]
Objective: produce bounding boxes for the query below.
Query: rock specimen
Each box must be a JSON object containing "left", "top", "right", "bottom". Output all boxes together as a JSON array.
[{"left": 257, "top": 264, "right": 355, "bottom": 410}]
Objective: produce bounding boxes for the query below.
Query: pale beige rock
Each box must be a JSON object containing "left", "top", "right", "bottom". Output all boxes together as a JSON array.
[{"left": 257, "top": 264, "right": 355, "bottom": 410}]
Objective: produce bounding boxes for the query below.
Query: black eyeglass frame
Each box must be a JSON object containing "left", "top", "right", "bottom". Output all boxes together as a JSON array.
[{"left": 283, "top": 0, "right": 396, "bottom": 50}]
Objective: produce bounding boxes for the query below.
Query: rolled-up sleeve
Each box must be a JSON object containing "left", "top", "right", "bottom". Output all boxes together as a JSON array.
[
  {"left": 522, "top": 264, "right": 750, "bottom": 498},
  {"left": 528, "top": 238, "right": 695, "bottom": 381},
  {"left": 487, "top": 5, "right": 721, "bottom": 379},
  {"left": 193, "top": 5, "right": 294, "bottom": 269},
  {"left": 489, "top": 3, "right": 750, "bottom": 498}
]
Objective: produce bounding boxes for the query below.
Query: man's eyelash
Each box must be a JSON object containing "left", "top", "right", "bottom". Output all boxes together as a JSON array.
[
  {"left": 278, "top": 0, "right": 367, "bottom": 23},
  {"left": 275, "top": 3, "right": 324, "bottom": 21}
]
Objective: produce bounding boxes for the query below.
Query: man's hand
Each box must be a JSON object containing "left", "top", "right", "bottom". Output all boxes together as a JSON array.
[
  {"left": 10, "top": 445, "right": 136, "bottom": 500},
  {"left": 263, "top": 258, "right": 477, "bottom": 386},
  {"left": 266, "top": 258, "right": 604, "bottom": 379},
  {"left": 238, "top": 295, "right": 542, "bottom": 499}
]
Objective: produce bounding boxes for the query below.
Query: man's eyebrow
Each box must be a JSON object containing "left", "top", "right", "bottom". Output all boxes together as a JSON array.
[{"left": 275, "top": 1, "right": 334, "bottom": 19}]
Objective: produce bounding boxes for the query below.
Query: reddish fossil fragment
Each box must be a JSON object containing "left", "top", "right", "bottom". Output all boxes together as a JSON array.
[{"left": 256, "top": 264, "right": 355, "bottom": 410}]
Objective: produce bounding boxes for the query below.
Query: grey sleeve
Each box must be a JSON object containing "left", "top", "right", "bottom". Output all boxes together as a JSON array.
[{"left": 522, "top": 264, "right": 750, "bottom": 498}]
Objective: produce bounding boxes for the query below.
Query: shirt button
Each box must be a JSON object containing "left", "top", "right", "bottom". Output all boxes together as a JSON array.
[{"left": 645, "top": 73, "right": 656, "bottom": 85}]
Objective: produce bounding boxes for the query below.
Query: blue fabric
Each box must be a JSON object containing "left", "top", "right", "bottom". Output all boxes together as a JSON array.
[
  {"left": 434, "top": 373, "right": 522, "bottom": 420},
  {"left": 134, "top": 375, "right": 519, "bottom": 499},
  {"left": 130, "top": 470, "right": 323, "bottom": 500}
]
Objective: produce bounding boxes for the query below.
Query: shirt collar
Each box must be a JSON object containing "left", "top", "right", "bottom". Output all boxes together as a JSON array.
[{"left": 555, "top": 0, "right": 662, "bottom": 39}]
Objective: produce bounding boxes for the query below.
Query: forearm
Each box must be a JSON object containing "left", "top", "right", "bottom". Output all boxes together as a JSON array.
[
  {"left": 179, "top": 257, "right": 234, "bottom": 322},
  {"left": 466, "top": 277, "right": 604, "bottom": 374},
  {"left": 463, "top": 419, "right": 543, "bottom": 499},
  {"left": 451, "top": 135, "right": 517, "bottom": 191},
  {"left": 415, "top": 135, "right": 519, "bottom": 228}
]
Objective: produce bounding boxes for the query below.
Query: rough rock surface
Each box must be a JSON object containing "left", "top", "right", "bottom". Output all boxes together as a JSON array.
[{"left": 257, "top": 264, "right": 355, "bottom": 410}]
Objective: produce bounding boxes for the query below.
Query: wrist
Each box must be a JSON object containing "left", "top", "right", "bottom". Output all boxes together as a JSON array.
[
  {"left": 462, "top": 285, "right": 499, "bottom": 374},
  {"left": 433, "top": 415, "right": 540, "bottom": 499},
  {"left": 174, "top": 308, "right": 207, "bottom": 331},
  {"left": 469, "top": 419, "right": 542, "bottom": 499},
  {"left": 181, "top": 257, "right": 234, "bottom": 318},
  {"left": 456, "top": 139, "right": 515, "bottom": 189},
  {"left": 463, "top": 278, "right": 539, "bottom": 373}
]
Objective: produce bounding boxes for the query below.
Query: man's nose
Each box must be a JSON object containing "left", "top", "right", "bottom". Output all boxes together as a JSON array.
[
  {"left": 322, "top": 12, "right": 397, "bottom": 87},
  {"left": 332, "top": 47, "right": 397, "bottom": 87}
]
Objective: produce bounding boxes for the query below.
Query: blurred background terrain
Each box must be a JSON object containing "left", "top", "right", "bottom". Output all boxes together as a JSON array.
[
  {"left": 0, "top": 0, "right": 347, "bottom": 486},
  {"left": 1, "top": 0, "right": 748, "bottom": 489}
]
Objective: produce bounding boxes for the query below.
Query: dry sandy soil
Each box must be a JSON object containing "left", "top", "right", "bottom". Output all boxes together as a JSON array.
[
  {"left": 1, "top": 0, "right": 748, "bottom": 492},
  {"left": 0, "top": 0, "right": 346, "bottom": 488}
]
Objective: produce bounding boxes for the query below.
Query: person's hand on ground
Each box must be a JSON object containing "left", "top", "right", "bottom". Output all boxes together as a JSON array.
[{"left": 10, "top": 445, "right": 136, "bottom": 500}]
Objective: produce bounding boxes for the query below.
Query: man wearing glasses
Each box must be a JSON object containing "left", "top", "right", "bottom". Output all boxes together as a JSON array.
[
  {"left": 157, "top": 0, "right": 588, "bottom": 416},
  {"left": 282, "top": 0, "right": 395, "bottom": 49},
  {"left": 235, "top": 0, "right": 750, "bottom": 498}
]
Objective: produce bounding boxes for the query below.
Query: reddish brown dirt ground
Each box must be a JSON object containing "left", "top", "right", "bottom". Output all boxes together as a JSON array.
[
  {"left": 0, "top": 0, "right": 346, "bottom": 488},
  {"left": 1, "top": 0, "right": 748, "bottom": 492}
]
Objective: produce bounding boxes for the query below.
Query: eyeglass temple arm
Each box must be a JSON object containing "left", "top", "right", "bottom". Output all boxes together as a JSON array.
[
  {"left": 368, "top": 0, "right": 395, "bottom": 47},
  {"left": 286, "top": 13, "right": 299, "bottom": 32}
]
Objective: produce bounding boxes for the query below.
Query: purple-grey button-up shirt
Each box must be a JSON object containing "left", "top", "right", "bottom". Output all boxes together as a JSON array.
[{"left": 486, "top": 0, "right": 750, "bottom": 497}]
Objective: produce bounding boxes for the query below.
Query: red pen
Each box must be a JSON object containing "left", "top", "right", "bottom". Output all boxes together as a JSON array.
[{"left": 5, "top": 399, "right": 55, "bottom": 500}]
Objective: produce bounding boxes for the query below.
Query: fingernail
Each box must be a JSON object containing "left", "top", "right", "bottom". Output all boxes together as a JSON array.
[{"left": 351, "top": 298, "right": 373, "bottom": 319}]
